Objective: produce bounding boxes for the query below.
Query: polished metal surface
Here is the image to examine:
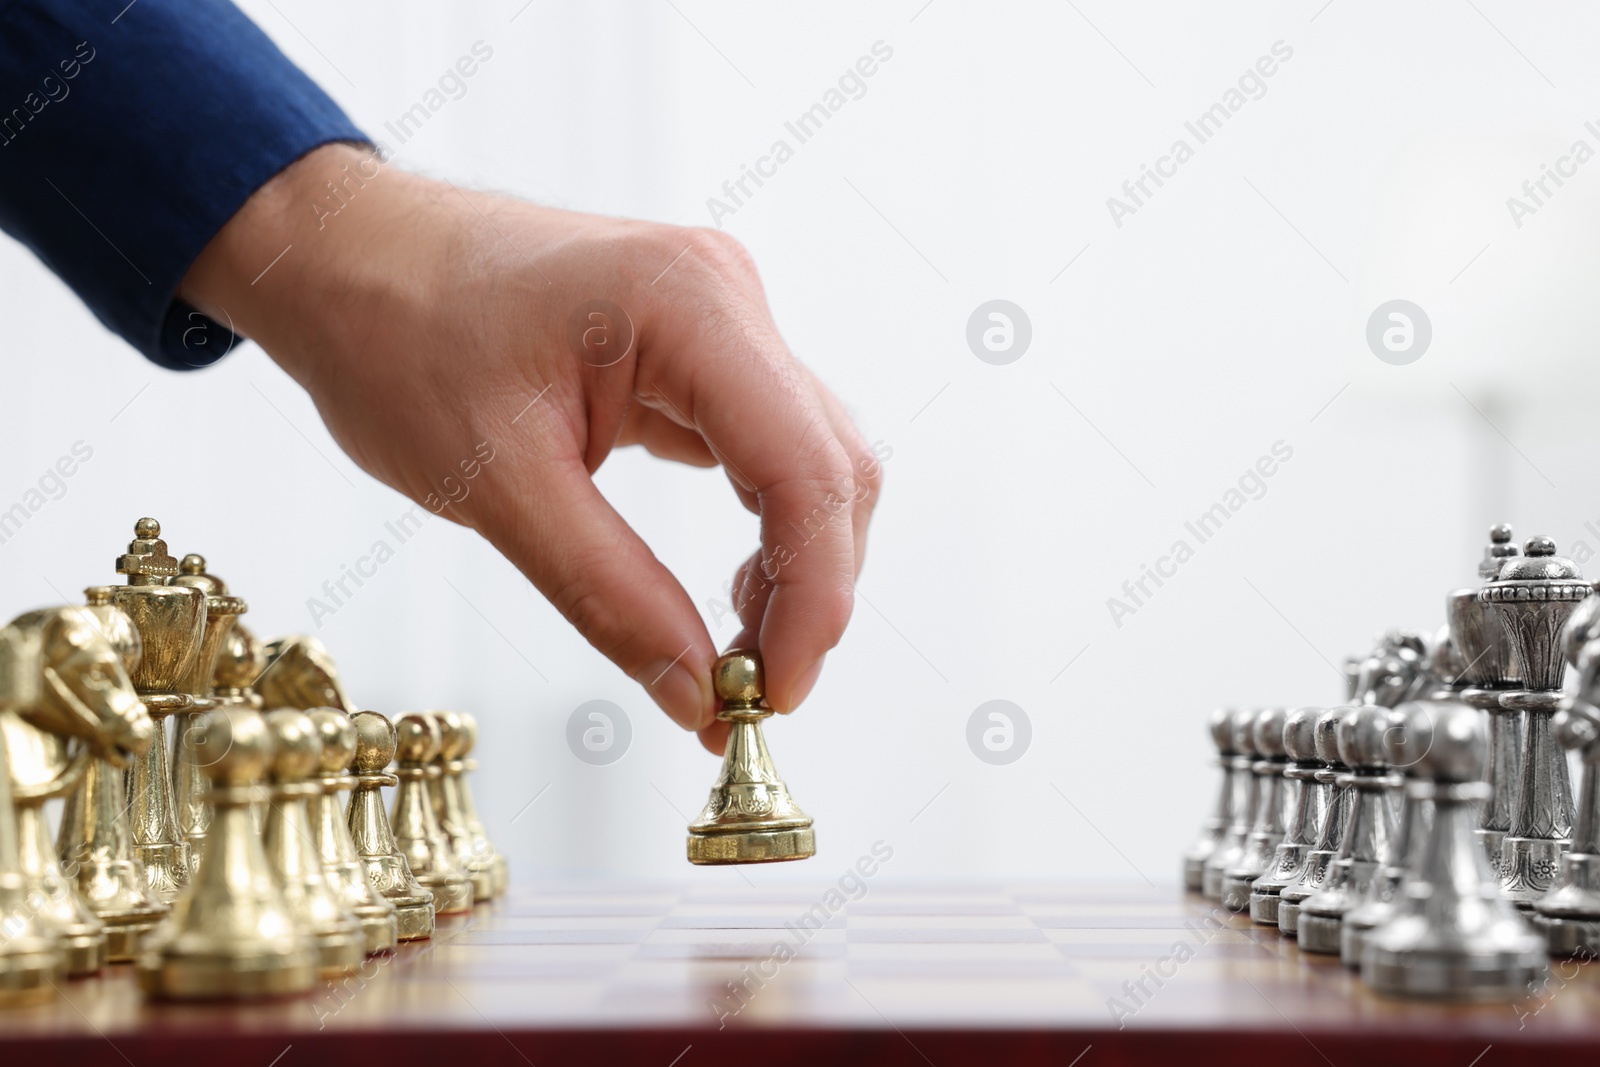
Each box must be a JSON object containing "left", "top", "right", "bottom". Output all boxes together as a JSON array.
[
  {"left": 307, "top": 709, "right": 397, "bottom": 956},
  {"left": 137, "top": 707, "right": 317, "bottom": 999},
  {"left": 170, "top": 554, "right": 246, "bottom": 869},
  {"left": 261, "top": 709, "right": 364, "bottom": 975},
  {"left": 453, "top": 712, "right": 507, "bottom": 898},
  {"left": 429, "top": 710, "right": 496, "bottom": 902},
  {"left": 1300, "top": 704, "right": 1398, "bottom": 954},
  {"left": 1184, "top": 708, "right": 1236, "bottom": 893},
  {"left": 1221, "top": 708, "right": 1289, "bottom": 912},
  {"left": 1363, "top": 700, "right": 1545, "bottom": 998},
  {"left": 390, "top": 712, "right": 472, "bottom": 914},
  {"left": 347, "top": 711, "right": 434, "bottom": 940},
  {"left": 687, "top": 650, "right": 816, "bottom": 865},
  {"left": 111, "top": 519, "right": 203, "bottom": 902},
  {"left": 0, "top": 721, "right": 60, "bottom": 1001},
  {"left": 1202, "top": 708, "right": 1259, "bottom": 901},
  {"left": 1249, "top": 707, "right": 1329, "bottom": 926},
  {"left": 258, "top": 634, "right": 353, "bottom": 712},
  {"left": 1533, "top": 643, "right": 1600, "bottom": 955},
  {"left": 1483, "top": 536, "right": 1587, "bottom": 907},
  {"left": 1278, "top": 706, "right": 1353, "bottom": 936}
]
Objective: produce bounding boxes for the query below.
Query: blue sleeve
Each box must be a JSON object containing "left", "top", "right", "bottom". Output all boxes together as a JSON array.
[{"left": 0, "top": 0, "right": 368, "bottom": 369}]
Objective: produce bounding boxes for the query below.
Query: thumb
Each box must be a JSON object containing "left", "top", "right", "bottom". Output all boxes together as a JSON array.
[{"left": 476, "top": 452, "right": 715, "bottom": 732}]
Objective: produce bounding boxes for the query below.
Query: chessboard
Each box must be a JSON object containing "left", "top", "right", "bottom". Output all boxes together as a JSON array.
[{"left": 5, "top": 879, "right": 1599, "bottom": 1065}]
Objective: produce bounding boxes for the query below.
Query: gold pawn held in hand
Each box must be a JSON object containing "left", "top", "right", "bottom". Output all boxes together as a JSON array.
[{"left": 687, "top": 649, "right": 815, "bottom": 865}]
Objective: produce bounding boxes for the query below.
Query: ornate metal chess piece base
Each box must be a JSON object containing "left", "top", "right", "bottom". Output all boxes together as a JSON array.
[{"left": 688, "top": 650, "right": 815, "bottom": 865}]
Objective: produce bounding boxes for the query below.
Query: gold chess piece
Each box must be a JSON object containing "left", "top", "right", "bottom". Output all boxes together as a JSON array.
[
  {"left": 261, "top": 710, "right": 364, "bottom": 975},
  {"left": 347, "top": 711, "right": 435, "bottom": 940},
  {"left": 171, "top": 554, "right": 247, "bottom": 870},
  {"left": 138, "top": 707, "right": 317, "bottom": 999},
  {"left": 0, "top": 720, "right": 61, "bottom": 1000},
  {"left": 687, "top": 649, "right": 816, "bottom": 864},
  {"left": 391, "top": 712, "right": 473, "bottom": 914},
  {"left": 112, "top": 518, "right": 205, "bottom": 901},
  {"left": 257, "top": 634, "right": 352, "bottom": 711},
  {"left": 454, "top": 713, "right": 508, "bottom": 898},
  {"left": 457, "top": 713, "right": 505, "bottom": 895},
  {"left": 429, "top": 711, "right": 497, "bottom": 902},
  {"left": 307, "top": 709, "right": 397, "bottom": 955},
  {"left": 57, "top": 589, "right": 169, "bottom": 962},
  {"left": 211, "top": 622, "right": 265, "bottom": 710},
  {"left": 1, "top": 606, "right": 152, "bottom": 976}
]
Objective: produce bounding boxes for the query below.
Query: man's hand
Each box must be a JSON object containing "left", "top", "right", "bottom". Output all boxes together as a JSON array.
[{"left": 179, "top": 144, "right": 881, "bottom": 752}]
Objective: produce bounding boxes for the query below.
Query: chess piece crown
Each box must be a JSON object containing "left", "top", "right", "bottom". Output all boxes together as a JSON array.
[{"left": 687, "top": 649, "right": 815, "bottom": 865}]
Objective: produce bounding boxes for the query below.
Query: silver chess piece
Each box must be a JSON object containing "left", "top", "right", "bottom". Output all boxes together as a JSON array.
[
  {"left": 1340, "top": 700, "right": 1437, "bottom": 968},
  {"left": 1249, "top": 707, "right": 1329, "bottom": 926},
  {"left": 1184, "top": 708, "right": 1238, "bottom": 893},
  {"left": 1453, "top": 524, "right": 1523, "bottom": 871},
  {"left": 1484, "top": 536, "right": 1587, "bottom": 907},
  {"left": 1279, "top": 706, "right": 1352, "bottom": 936},
  {"left": 1201, "top": 708, "right": 1259, "bottom": 901},
  {"left": 1363, "top": 699, "right": 1545, "bottom": 998},
  {"left": 1299, "top": 704, "right": 1398, "bottom": 954},
  {"left": 1532, "top": 641, "right": 1600, "bottom": 955},
  {"left": 1221, "top": 708, "right": 1289, "bottom": 912}
]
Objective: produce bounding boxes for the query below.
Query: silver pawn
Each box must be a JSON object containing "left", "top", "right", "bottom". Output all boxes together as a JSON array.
[
  {"left": 1183, "top": 708, "right": 1238, "bottom": 893},
  {"left": 1278, "top": 707, "right": 1353, "bottom": 936},
  {"left": 1201, "top": 708, "right": 1260, "bottom": 901},
  {"left": 1363, "top": 699, "right": 1545, "bottom": 998},
  {"left": 1249, "top": 707, "right": 1329, "bottom": 926},
  {"left": 1533, "top": 640, "right": 1600, "bottom": 955},
  {"left": 1340, "top": 629, "right": 1463, "bottom": 966},
  {"left": 1221, "top": 708, "right": 1289, "bottom": 912},
  {"left": 1299, "top": 704, "right": 1398, "bottom": 954},
  {"left": 1341, "top": 702, "right": 1435, "bottom": 967}
]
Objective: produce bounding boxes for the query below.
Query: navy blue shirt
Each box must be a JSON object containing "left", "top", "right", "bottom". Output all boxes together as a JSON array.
[{"left": 0, "top": 0, "right": 366, "bottom": 368}]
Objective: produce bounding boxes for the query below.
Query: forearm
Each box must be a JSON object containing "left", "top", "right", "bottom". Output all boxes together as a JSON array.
[{"left": 0, "top": 0, "right": 366, "bottom": 368}]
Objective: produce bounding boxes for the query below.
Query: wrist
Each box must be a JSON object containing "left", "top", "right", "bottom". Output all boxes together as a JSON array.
[{"left": 179, "top": 141, "right": 418, "bottom": 372}]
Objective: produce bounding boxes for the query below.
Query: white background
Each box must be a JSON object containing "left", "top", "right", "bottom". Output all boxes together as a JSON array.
[{"left": 6, "top": 0, "right": 1600, "bottom": 888}]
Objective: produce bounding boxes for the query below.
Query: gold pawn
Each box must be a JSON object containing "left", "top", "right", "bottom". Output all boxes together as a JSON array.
[
  {"left": 347, "top": 712, "right": 435, "bottom": 940},
  {"left": 261, "top": 710, "right": 364, "bottom": 975},
  {"left": 137, "top": 707, "right": 316, "bottom": 999},
  {"left": 306, "top": 709, "right": 397, "bottom": 955},
  {"left": 429, "top": 711, "right": 496, "bottom": 902},
  {"left": 454, "top": 713, "right": 508, "bottom": 898},
  {"left": 687, "top": 649, "right": 816, "bottom": 864},
  {"left": 390, "top": 712, "right": 473, "bottom": 914}
]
